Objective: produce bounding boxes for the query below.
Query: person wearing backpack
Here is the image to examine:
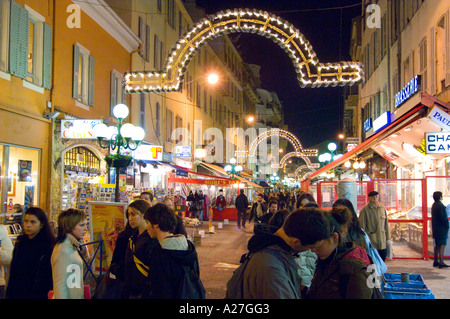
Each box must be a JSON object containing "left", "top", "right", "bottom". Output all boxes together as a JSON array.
[
  {"left": 227, "top": 208, "right": 309, "bottom": 299},
  {"left": 143, "top": 203, "right": 205, "bottom": 299}
]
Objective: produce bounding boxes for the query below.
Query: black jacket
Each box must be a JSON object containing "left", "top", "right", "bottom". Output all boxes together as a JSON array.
[
  {"left": 249, "top": 202, "right": 268, "bottom": 222},
  {"left": 235, "top": 194, "right": 249, "bottom": 211},
  {"left": 124, "top": 229, "right": 158, "bottom": 297},
  {"left": 109, "top": 224, "right": 134, "bottom": 281},
  {"left": 6, "top": 231, "right": 54, "bottom": 299},
  {"left": 431, "top": 201, "right": 449, "bottom": 239},
  {"left": 144, "top": 237, "right": 201, "bottom": 299}
]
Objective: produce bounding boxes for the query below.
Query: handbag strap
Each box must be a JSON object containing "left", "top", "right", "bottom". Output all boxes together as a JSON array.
[{"left": 129, "top": 238, "right": 150, "bottom": 278}]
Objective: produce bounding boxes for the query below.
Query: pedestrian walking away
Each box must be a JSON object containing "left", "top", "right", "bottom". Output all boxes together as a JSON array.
[{"left": 235, "top": 189, "right": 249, "bottom": 229}]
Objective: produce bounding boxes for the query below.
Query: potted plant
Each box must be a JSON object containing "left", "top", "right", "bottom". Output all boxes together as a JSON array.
[{"left": 104, "top": 153, "right": 133, "bottom": 168}]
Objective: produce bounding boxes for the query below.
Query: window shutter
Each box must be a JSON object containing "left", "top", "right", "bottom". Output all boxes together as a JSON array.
[
  {"left": 110, "top": 70, "right": 117, "bottom": 114},
  {"left": 145, "top": 25, "right": 150, "bottom": 62},
  {"left": 9, "top": 1, "right": 28, "bottom": 79},
  {"left": 42, "top": 23, "right": 52, "bottom": 90},
  {"left": 430, "top": 26, "right": 437, "bottom": 95},
  {"left": 72, "top": 44, "right": 80, "bottom": 99},
  {"left": 88, "top": 55, "right": 95, "bottom": 106},
  {"left": 445, "top": 10, "right": 450, "bottom": 86}
]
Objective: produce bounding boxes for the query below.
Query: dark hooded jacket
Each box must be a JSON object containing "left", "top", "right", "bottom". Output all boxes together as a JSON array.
[
  {"left": 307, "top": 242, "right": 374, "bottom": 299},
  {"left": 143, "top": 235, "right": 202, "bottom": 299},
  {"left": 242, "top": 224, "right": 301, "bottom": 299}
]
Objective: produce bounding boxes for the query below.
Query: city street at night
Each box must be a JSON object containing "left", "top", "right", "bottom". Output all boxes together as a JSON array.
[{"left": 1, "top": 0, "right": 450, "bottom": 307}]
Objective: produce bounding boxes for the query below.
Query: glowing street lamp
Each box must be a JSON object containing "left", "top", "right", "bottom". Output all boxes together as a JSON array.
[{"left": 94, "top": 104, "right": 145, "bottom": 202}]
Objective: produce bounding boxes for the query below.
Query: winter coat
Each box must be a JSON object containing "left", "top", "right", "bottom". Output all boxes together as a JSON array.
[
  {"left": 295, "top": 249, "right": 317, "bottom": 288},
  {"left": 6, "top": 231, "right": 54, "bottom": 299},
  {"left": 0, "top": 225, "right": 13, "bottom": 287},
  {"left": 51, "top": 234, "right": 84, "bottom": 299},
  {"left": 235, "top": 194, "right": 249, "bottom": 212},
  {"left": 249, "top": 202, "right": 268, "bottom": 223},
  {"left": 124, "top": 229, "right": 158, "bottom": 297},
  {"left": 359, "top": 202, "right": 390, "bottom": 250},
  {"left": 109, "top": 225, "right": 133, "bottom": 282},
  {"left": 307, "top": 242, "right": 373, "bottom": 299},
  {"left": 242, "top": 224, "right": 301, "bottom": 299},
  {"left": 431, "top": 201, "right": 449, "bottom": 240},
  {"left": 143, "top": 234, "right": 201, "bottom": 299}
]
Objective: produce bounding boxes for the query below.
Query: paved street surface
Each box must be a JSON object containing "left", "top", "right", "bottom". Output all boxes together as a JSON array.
[{"left": 193, "top": 220, "right": 450, "bottom": 299}]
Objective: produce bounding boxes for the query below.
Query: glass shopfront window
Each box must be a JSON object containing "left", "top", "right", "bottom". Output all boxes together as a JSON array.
[{"left": 1, "top": 144, "right": 40, "bottom": 224}]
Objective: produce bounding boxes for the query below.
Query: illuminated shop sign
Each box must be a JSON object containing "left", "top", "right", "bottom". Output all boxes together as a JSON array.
[
  {"left": 395, "top": 75, "right": 421, "bottom": 108},
  {"left": 427, "top": 105, "right": 450, "bottom": 131},
  {"left": 61, "top": 120, "right": 102, "bottom": 139},
  {"left": 364, "top": 118, "right": 372, "bottom": 132},
  {"left": 174, "top": 145, "right": 192, "bottom": 158},
  {"left": 373, "top": 111, "right": 391, "bottom": 133},
  {"left": 133, "top": 145, "right": 163, "bottom": 161},
  {"left": 425, "top": 132, "right": 450, "bottom": 154}
]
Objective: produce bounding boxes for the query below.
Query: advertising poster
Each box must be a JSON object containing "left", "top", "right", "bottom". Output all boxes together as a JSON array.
[
  {"left": 18, "top": 160, "right": 32, "bottom": 182},
  {"left": 24, "top": 186, "right": 35, "bottom": 211},
  {"left": 88, "top": 202, "right": 127, "bottom": 272}
]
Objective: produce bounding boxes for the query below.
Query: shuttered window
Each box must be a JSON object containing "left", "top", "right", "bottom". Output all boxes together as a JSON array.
[
  {"left": 73, "top": 43, "right": 95, "bottom": 106},
  {"left": 0, "top": 0, "right": 10, "bottom": 73},
  {"left": 9, "top": 1, "right": 52, "bottom": 89},
  {"left": 110, "top": 69, "right": 123, "bottom": 114}
]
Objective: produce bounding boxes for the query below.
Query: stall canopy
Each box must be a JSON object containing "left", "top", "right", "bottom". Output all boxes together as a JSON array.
[
  {"left": 259, "top": 181, "right": 273, "bottom": 189},
  {"left": 197, "top": 162, "right": 263, "bottom": 190}
]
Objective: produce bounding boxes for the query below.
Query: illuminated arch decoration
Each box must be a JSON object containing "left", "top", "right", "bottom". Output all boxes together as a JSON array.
[
  {"left": 124, "top": 8, "right": 364, "bottom": 93},
  {"left": 300, "top": 171, "right": 314, "bottom": 182},
  {"left": 294, "top": 165, "right": 316, "bottom": 178},
  {"left": 278, "top": 152, "right": 321, "bottom": 169}
]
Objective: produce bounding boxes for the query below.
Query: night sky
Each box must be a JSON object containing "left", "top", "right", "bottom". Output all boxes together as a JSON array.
[{"left": 196, "top": 0, "right": 362, "bottom": 150}]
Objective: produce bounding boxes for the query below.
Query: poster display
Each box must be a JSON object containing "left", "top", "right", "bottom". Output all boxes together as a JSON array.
[{"left": 88, "top": 202, "right": 128, "bottom": 272}]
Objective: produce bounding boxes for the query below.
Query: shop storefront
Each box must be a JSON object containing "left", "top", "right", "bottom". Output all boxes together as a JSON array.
[
  {"left": 50, "top": 119, "right": 109, "bottom": 220},
  {"left": 0, "top": 107, "right": 51, "bottom": 225},
  {"left": 303, "top": 85, "right": 450, "bottom": 260}
]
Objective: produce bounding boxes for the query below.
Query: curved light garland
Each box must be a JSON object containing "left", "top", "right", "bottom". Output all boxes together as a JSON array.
[
  {"left": 300, "top": 171, "right": 314, "bottom": 182},
  {"left": 278, "top": 151, "right": 320, "bottom": 168},
  {"left": 294, "top": 165, "right": 316, "bottom": 177},
  {"left": 124, "top": 8, "right": 364, "bottom": 93}
]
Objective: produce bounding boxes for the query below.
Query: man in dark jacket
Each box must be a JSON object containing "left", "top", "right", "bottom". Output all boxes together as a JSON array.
[
  {"left": 235, "top": 190, "right": 249, "bottom": 229},
  {"left": 144, "top": 204, "right": 204, "bottom": 299},
  {"left": 432, "top": 191, "right": 450, "bottom": 268},
  {"left": 249, "top": 194, "right": 268, "bottom": 224},
  {"left": 240, "top": 213, "right": 308, "bottom": 299}
]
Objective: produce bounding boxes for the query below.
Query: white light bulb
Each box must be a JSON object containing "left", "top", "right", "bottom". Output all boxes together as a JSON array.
[
  {"left": 132, "top": 127, "right": 145, "bottom": 141},
  {"left": 113, "top": 104, "right": 129, "bottom": 119},
  {"left": 93, "top": 123, "right": 108, "bottom": 138},
  {"left": 120, "top": 123, "right": 135, "bottom": 139}
]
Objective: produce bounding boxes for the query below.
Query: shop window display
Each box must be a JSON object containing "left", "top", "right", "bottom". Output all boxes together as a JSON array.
[{"left": 0, "top": 144, "right": 39, "bottom": 224}]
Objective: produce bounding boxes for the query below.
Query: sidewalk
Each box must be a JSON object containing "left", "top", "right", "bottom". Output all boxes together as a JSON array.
[{"left": 193, "top": 220, "right": 450, "bottom": 299}]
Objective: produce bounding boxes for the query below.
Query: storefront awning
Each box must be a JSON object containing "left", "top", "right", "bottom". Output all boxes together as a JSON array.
[
  {"left": 197, "top": 162, "right": 263, "bottom": 189},
  {"left": 309, "top": 92, "right": 450, "bottom": 179},
  {"left": 259, "top": 181, "right": 273, "bottom": 188}
]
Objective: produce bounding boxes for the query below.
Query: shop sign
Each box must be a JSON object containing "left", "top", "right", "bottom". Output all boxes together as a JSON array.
[
  {"left": 194, "top": 148, "right": 207, "bottom": 158},
  {"left": 347, "top": 144, "right": 358, "bottom": 152},
  {"left": 427, "top": 105, "right": 450, "bottom": 131},
  {"left": 133, "top": 145, "right": 163, "bottom": 161},
  {"left": 175, "top": 158, "right": 193, "bottom": 170},
  {"left": 373, "top": 111, "right": 391, "bottom": 133},
  {"left": 61, "top": 120, "right": 102, "bottom": 139},
  {"left": 395, "top": 75, "right": 421, "bottom": 108},
  {"left": 174, "top": 146, "right": 191, "bottom": 158},
  {"left": 425, "top": 132, "right": 450, "bottom": 154},
  {"left": 364, "top": 118, "right": 372, "bottom": 132}
]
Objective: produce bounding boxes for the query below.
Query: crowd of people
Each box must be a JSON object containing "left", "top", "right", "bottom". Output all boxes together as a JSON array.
[{"left": 0, "top": 189, "right": 447, "bottom": 299}]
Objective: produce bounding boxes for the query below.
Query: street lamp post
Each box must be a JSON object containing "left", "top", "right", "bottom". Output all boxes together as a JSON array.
[
  {"left": 224, "top": 157, "right": 243, "bottom": 179},
  {"left": 93, "top": 104, "right": 145, "bottom": 202}
]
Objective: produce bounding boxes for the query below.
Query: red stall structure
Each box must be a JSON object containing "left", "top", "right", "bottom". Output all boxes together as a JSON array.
[
  {"left": 168, "top": 171, "right": 247, "bottom": 222},
  {"left": 305, "top": 177, "right": 450, "bottom": 261}
]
